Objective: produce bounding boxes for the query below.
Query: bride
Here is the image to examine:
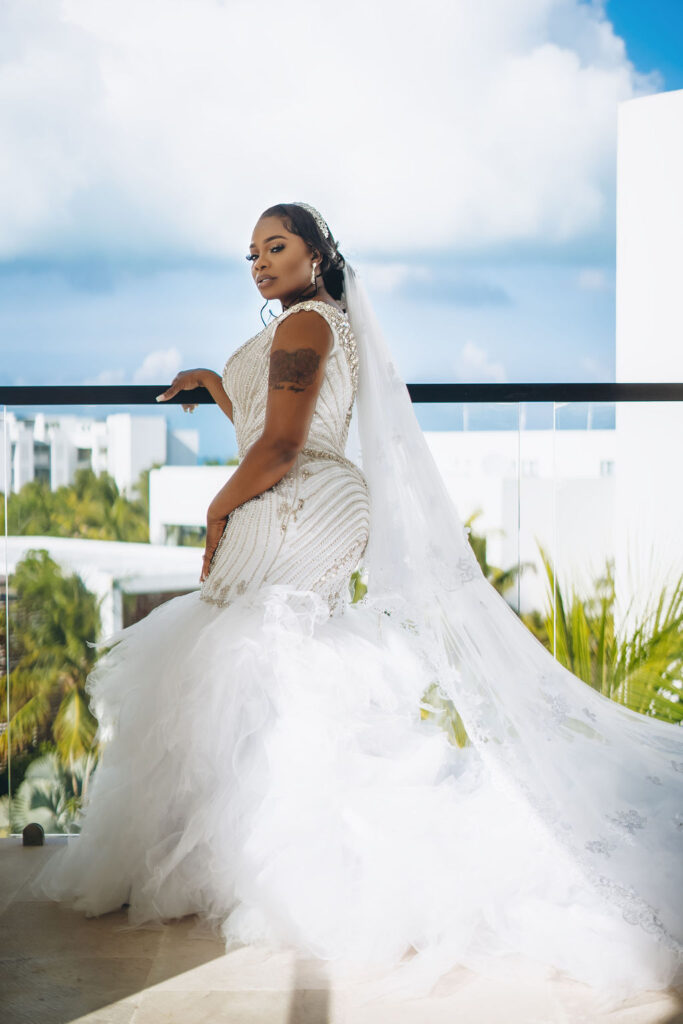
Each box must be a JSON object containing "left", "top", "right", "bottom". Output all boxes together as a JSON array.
[{"left": 33, "top": 202, "right": 682, "bottom": 1001}]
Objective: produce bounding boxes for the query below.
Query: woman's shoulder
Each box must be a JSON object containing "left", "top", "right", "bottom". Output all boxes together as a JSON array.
[
  {"left": 223, "top": 300, "right": 354, "bottom": 383},
  {"left": 274, "top": 300, "right": 358, "bottom": 390},
  {"left": 275, "top": 299, "right": 348, "bottom": 330}
]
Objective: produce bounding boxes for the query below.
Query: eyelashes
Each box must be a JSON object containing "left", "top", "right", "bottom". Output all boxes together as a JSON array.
[{"left": 246, "top": 245, "right": 284, "bottom": 262}]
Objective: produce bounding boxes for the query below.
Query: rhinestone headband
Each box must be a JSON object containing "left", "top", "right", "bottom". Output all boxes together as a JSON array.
[{"left": 292, "top": 201, "right": 331, "bottom": 240}]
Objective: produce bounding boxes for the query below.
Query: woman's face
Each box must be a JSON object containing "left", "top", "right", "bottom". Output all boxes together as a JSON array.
[{"left": 248, "top": 216, "right": 318, "bottom": 306}]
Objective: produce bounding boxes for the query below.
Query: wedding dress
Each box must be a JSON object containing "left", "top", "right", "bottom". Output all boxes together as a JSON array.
[{"left": 32, "top": 291, "right": 683, "bottom": 1003}]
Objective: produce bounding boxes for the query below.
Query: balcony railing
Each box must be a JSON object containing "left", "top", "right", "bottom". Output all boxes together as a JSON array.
[
  {"left": 2, "top": 381, "right": 682, "bottom": 405},
  {"left": 1, "top": 382, "right": 682, "bottom": 835}
]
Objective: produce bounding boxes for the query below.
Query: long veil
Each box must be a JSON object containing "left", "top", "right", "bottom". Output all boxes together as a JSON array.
[{"left": 342, "top": 261, "right": 683, "bottom": 962}]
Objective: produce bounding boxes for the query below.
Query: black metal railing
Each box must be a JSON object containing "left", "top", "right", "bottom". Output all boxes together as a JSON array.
[{"left": 1, "top": 382, "right": 683, "bottom": 406}]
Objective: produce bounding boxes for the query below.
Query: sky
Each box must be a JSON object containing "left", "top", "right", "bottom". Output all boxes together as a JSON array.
[{"left": 1, "top": 0, "right": 681, "bottom": 459}]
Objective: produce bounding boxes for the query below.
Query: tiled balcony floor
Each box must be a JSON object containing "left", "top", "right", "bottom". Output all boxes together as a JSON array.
[{"left": 1, "top": 837, "right": 682, "bottom": 1024}]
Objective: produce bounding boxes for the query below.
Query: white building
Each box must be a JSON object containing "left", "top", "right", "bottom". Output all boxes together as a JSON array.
[
  {"left": 0, "top": 412, "right": 199, "bottom": 498},
  {"left": 615, "top": 88, "right": 683, "bottom": 631},
  {"left": 149, "top": 464, "right": 237, "bottom": 544},
  {"left": 426, "top": 428, "right": 616, "bottom": 613},
  {"left": 2, "top": 536, "right": 201, "bottom": 635}
]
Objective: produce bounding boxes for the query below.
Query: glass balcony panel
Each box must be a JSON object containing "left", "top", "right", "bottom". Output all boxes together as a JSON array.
[
  {"left": 0, "top": 401, "right": 222, "bottom": 836},
  {"left": 1, "top": 406, "right": 11, "bottom": 838},
  {"left": 550, "top": 402, "right": 617, "bottom": 631},
  {"left": 538, "top": 399, "right": 682, "bottom": 724},
  {"left": 419, "top": 402, "right": 522, "bottom": 611},
  {"left": 612, "top": 399, "right": 683, "bottom": 721},
  {"left": 2, "top": 390, "right": 680, "bottom": 839},
  {"left": 516, "top": 401, "right": 557, "bottom": 626}
]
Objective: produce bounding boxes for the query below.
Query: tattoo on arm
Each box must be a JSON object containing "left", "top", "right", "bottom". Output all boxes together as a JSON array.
[{"left": 268, "top": 348, "right": 321, "bottom": 392}]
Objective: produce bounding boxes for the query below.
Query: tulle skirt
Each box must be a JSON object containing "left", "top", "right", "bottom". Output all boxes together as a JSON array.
[{"left": 32, "top": 585, "right": 682, "bottom": 1003}]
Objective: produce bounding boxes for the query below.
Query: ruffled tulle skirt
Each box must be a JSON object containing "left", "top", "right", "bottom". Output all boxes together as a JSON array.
[{"left": 32, "top": 586, "right": 681, "bottom": 1003}]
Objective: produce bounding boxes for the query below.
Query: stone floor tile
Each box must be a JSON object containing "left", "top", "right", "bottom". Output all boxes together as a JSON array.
[
  {"left": 130, "top": 988, "right": 293, "bottom": 1024},
  {"left": 0, "top": 954, "right": 153, "bottom": 1024},
  {"left": 65, "top": 996, "right": 141, "bottom": 1024},
  {"left": 0, "top": 840, "right": 54, "bottom": 913},
  {"left": 144, "top": 945, "right": 295, "bottom": 992},
  {"left": 1, "top": 842, "right": 682, "bottom": 1024},
  {"left": 0, "top": 900, "right": 164, "bottom": 959}
]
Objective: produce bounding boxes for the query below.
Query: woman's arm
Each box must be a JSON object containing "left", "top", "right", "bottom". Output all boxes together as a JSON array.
[
  {"left": 200, "top": 310, "right": 333, "bottom": 581},
  {"left": 156, "top": 368, "right": 233, "bottom": 423},
  {"left": 201, "top": 370, "right": 234, "bottom": 423}
]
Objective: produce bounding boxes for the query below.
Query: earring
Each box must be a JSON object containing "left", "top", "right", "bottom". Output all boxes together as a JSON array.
[{"left": 310, "top": 261, "right": 317, "bottom": 287}]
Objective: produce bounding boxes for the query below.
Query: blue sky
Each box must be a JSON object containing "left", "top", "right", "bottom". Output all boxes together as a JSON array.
[
  {"left": 0, "top": 0, "right": 680, "bottom": 460},
  {"left": 606, "top": 0, "right": 683, "bottom": 90}
]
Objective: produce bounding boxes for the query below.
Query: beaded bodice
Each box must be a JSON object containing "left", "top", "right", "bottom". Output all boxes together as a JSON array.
[
  {"left": 201, "top": 298, "right": 369, "bottom": 615},
  {"left": 222, "top": 299, "right": 359, "bottom": 461}
]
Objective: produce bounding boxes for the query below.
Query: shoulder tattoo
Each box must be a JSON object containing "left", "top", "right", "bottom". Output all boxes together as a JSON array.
[{"left": 269, "top": 347, "right": 321, "bottom": 392}]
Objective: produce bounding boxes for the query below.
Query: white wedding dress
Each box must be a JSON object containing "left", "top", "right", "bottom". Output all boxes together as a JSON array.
[{"left": 33, "top": 299, "right": 682, "bottom": 1002}]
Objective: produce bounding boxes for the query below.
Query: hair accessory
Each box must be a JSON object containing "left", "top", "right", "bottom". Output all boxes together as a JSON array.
[{"left": 292, "top": 202, "right": 331, "bottom": 240}]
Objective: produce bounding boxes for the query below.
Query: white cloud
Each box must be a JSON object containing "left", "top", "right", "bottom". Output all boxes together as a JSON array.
[
  {"left": 82, "top": 347, "right": 183, "bottom": 385},
  {"left": 360, "top": 263, "right": 420, "bottom": 294},
  {"left": 82, "top": 367, "right": 126, "bottom": 385},
  {"left": 132, "top": 347, "right": 183, "bottom": 384},
  {"left": 579, "top": 353, "right": 604, "bottom": 375},
  {"left": 455, "top": 340, "right": 507, "bottom": 382},
  {"left": 578, "top": 267, "right": 611, "bottom": 290},
  {"left": 0, "top": 0, "right": 662, "bottom": 262}
]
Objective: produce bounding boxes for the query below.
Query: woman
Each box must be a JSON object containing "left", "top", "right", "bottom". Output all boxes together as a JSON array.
[{"left": 34, "top": 203, "right": 682, "bottom": 1002}]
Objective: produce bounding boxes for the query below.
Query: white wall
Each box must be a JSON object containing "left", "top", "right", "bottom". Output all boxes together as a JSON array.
[
  {"left": 615, "top": 89, "right": 683, "bottom": 630},
  {"left": 106, "top": 414, "right": 167, "bottom": 497},
  {"left": 425, "top": 430, "right": 616, "bottom": 612},
  {"left": 149, "top": 465, "right": 236, "bottom": 543}
]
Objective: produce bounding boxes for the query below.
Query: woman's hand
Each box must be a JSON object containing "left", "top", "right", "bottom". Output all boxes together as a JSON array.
[
  {"left": 200, "top": 513, "right": 228, "bottom": 583},
  {"left": 156, "top": 369, "right": 209, "bottom": 413}
]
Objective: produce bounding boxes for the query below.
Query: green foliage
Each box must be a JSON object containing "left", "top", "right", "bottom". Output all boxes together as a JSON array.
[
  {"left": 0, "top": 550, "right": 102, "bottom": 771},
  {"left": 349, "top": 569, "right": 367, "bottom": 604},
  {"left": 0, "top": 740, "right": 55, "bottom": 799},
  {"left": 419, "top": 520, "right": 682, "bottom": 745},
  {"left": 9, "top": 750, "right": 93, "bottom": 834},
  {"left": 0, "top": 467, "right": 149, "bottom": 542},
  {"left": 163, "top": 524, "right": 206, "bottom": 548},
  {"left": 536, "top": 545, "right": 683, "bottom": 725},
  {"left": 203, "top": 455, "right": 240, "bottom": 466},
  {"left": 132, "top": 463, "right": 162, "bottom": 522},
  {"left": 0, "top": 795, "right": 9, "bottom": 837},
  {"left": 465, "top": 508, "right": 536, "bottom": 598},
  {"left": 420, "top": 682, "right": 471, "bottom": 748}
]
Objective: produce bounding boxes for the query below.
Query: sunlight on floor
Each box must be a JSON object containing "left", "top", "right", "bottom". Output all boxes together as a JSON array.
[{"left": 1, "top": 837, "right": 681, "bottom": 1024}]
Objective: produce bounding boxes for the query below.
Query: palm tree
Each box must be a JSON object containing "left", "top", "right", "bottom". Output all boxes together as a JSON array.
[
  {"left": 535, "top": 545, "right": 682, "bottom": 725},
  {"left": 1, "top": 468, "right": 149, "bottom": 542},
  {"left": 0, "top": 550, "right": 102, "bottom": 802},
  {"left": 408, "top": 524, "right": 682, "bottom": 746},
  {"left": 9, "top": 751, "right": 92, "bottom": 834},
  {"left": 61, "top": 468, "right": 149, "bottom": 541}
]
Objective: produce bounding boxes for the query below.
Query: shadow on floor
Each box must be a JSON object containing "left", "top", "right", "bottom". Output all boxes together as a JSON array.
[
  {"left": 0, "top": 899, "right": 228, "bottom": 1024},
  {"left": 287, "top": 955, "right": 332, "bottom": 1024}
]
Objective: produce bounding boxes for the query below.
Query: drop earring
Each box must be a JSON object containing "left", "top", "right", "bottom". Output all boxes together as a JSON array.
[{"left": 311, "top": 262, "right": 317, "bottom": 289}]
